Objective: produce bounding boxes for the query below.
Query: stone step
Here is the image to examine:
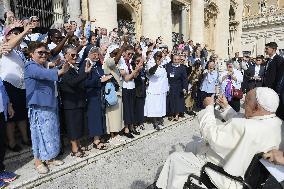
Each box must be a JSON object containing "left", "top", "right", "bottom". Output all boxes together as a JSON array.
[{"left": 5, "top": 115, "right": 195, "bottom": 189}]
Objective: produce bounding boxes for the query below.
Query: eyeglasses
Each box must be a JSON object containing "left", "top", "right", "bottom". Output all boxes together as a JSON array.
[
  {"left": 69, "top": 54, "right": 78, "bottom": 58},
  {"left": 35, "top": 51, "right": 50, "bottom": 56}
]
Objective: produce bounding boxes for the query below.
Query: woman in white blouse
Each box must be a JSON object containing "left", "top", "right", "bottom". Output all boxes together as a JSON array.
[
  {"left": 219, "top": 61, "right": 243, "bottom": 112},
  {"left": 0, "top": 25, "right": 33, "bottom": 152},
  {"left": 144, "top": 51, "right": 169, "bottom": 130}
]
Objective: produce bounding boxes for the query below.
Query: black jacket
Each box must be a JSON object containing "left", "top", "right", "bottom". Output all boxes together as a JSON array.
[
  {"left": 59, "top": 68, "right": 88, "bottom": 110},
  {"left": 244, "top": 63, "right": 265, "bottom": 91},
  {"left": 263, "top": 54, "right": 284, "bottom": 90}
]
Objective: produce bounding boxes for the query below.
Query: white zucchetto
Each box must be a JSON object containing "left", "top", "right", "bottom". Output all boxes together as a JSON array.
[{"left": 256, "top": 87, "right": 279, "bottom": 113}]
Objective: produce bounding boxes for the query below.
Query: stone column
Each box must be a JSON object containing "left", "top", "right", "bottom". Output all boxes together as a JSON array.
[
  {"left": 190, "top": 0, "right": 204, "bottom": 44},
  {"left": 214, "top": 0, "right": 230, "bottom": 59},
  {"left": 160, "top": 0, "right": 172, "bottom": 48},
  {"left": 232, "top": 1, "right": 243, "bottom": 56},
  {"left": 181, "top": 7, "right": 189, "bottom": 40},
  {"left": 68, "top": 0, "right": 81, "bottom": 24},
  {"left": 81, "top": 0, "right": 89, "bottom": 20},
  {"left": 89, "top": 0, "right": 117, "bottom": 33},
  {"left": 142, "top": 0, "right": 161, "bottom": 41}
]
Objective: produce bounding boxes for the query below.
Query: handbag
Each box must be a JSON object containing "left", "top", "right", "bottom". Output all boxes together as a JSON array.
[{"left": 232, "top": 86, "right": 243, "bottom": 99}]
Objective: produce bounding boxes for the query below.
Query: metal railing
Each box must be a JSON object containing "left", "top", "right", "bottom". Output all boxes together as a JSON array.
[{"left": 11, "top": 0, "right": 67, "bottom": 28}]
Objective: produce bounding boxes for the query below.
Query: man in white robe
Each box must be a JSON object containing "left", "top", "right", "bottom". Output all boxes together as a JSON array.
[{"left": 156, "top": 87, "right": 283, "bottom": 189}]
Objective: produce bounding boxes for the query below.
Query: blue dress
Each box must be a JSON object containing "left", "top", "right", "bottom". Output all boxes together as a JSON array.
[
  {"left": 81, "top": 61, "right": 106, "bottom": 137},
  {"left": 24, "top": 61, "right": 60, "bottom": 160}
]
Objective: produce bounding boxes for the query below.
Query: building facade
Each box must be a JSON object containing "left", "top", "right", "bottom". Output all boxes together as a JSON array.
[
  {"left": 242, "top": 0, "right": 284, "bottom": 57},
  {"left": 0, "top": 0, "right": 245, "bottom": 59}
]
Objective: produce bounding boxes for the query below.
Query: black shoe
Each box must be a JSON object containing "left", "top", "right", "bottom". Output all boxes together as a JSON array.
[
  {"left": 187, "top": 111, "right": 197, "bottom": 117},
  {"left": 130, "top": 128, "right": 140, "bottom": 135},
  {"left": 154, "top": 124, "right": 161, "bottom": 131},
  {"left": 123, "top": 132, "right": 135, "bottom": 138},
  {"left": 8, "top": 144, "right": 22, "bottom": 152},
  {"left": 22, "top": 140, "right": 32, "bottom": 146}
]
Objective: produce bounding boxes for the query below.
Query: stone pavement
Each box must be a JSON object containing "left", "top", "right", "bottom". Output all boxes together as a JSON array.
[{"left": 5, "top": 114, "right": 202, "bottom": 189}]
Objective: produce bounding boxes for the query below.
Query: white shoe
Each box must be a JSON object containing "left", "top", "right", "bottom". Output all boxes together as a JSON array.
[
  {"left": 109, "top": 137, "right": 122, "bottom": 146},
  {"left": 46, "top": 160, "right": 64, "bottom": 166},
  {"left": 35, "top": 164, "right": 49, "bottom": 174}
]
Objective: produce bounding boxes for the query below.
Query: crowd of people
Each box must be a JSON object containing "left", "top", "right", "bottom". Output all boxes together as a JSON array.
[{"left": 0, "top": 10, "right": 283, "bottom": 188}]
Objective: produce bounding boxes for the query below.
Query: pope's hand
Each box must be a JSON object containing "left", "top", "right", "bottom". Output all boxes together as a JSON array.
[
  {"left": 203, "top": 97, "right": 214, "bottom": 107},
  {"left": 216, "top": 95, "right": 229, "bottom": 109},
  {"left": 263, "top": 149, "right": 284, "bottom": 165}
]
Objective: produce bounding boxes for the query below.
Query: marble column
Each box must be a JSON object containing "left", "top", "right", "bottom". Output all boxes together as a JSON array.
[
  {"left": 68, "top": 0, "right": 81, "bottom": 24},
  {"left": 181, "top": 7, "right": 189, "bottom": 40},
  {"left": 214, "top": 0, "right": 230, "bottom": 59},
  {"left": 53, "top": 0, "right": 64, "bottom": 24},
  {"left": 142, "top": 0, "right": 161, "bottom": 41},
  {"left": 88, "top": 0, "right": 117, "bottom": 33},
  {"left": 160, "top": 0, "right": 172, "bottom": 48},
  {"left": 232, "top": 1, "right": 243, "bottom": 56},
  {"left": 81, "top": 0, "right": 89, "bottom": 20},
  {"left": 190, "top": 0, "right": 204, "bottom": 44}
]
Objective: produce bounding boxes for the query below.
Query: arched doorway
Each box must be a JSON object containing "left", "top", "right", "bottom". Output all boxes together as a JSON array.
[{"left": 117, "top": 3, "right": 136, "bottom": 40}]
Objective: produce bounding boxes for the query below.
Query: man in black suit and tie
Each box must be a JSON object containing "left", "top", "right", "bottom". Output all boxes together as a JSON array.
[
  {"left": 243, "top": 55, "right": 266, "bottom": 92},
  {"left": 263, "top": 42, "right": 284, "bottom": 120},
  {"left": 263, "top": 42, "right": 284, "bottom": 90}
]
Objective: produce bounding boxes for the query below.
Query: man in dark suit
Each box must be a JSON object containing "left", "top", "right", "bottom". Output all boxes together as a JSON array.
[
  {"left": 263, "top": 42, "right": 284, "bottom": 120},
  {"left": 263, "top": 42, "right": 284, "bottom": 90},
  {"left": 243, "top": 55, "right": 266, "bottom": 92}
]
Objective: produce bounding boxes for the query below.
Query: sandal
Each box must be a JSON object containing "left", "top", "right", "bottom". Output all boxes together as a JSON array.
[
  {"left": 173, "top": 117, "right": 179, "bottom": 121},
  {"left": 93, "top": 142, "right": 108, "bottom": 150},
  {"left": 139, "top": 124, "right": 145, "bottom": 130},
  {"left": 71, "top": 149, "right": 87, "bottom": 158},
  {"left": 79, "top": 145, "right": 90, "bottom": 152}
]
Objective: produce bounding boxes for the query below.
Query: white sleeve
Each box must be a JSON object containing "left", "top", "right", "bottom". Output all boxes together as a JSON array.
[{"left": 198, "top": 105, "right": 245, "bottom": 158}]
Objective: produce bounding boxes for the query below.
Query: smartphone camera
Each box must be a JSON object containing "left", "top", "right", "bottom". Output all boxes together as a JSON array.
[{"left": 214, "top": 95, "right": 221, "bottom": 110}]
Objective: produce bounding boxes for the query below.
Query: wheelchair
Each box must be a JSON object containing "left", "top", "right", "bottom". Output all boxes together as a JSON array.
[{"left": 183, "top": 154, "right": 271, "bottom": 189}]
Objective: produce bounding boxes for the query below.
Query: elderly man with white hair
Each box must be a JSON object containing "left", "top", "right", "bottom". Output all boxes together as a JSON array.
[{"left": 155, "top": 87, "right": 283, "bottom": 189}]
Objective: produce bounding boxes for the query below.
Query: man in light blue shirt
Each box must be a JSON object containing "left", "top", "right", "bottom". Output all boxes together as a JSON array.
[{"left": 199, "top": 60, "right": 218, "bottom": 108}]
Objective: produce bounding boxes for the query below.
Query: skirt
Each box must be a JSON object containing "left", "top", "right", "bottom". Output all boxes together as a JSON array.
[
  {"left": 144, "top": 92, "right": 167, "bottom": 118},
  {"left": 134, "top": 97, "right": 145, "bottom": 125},
  {"left": 122, "top": 88, "right": 135, "bottom": 125},
  {"left": 87, "top": 96, "right": 106, "bottom": 137},
  {"left": 105, "top": 95, "right": 123, "bottom": 133},
  {"left": 167, "top": 90, "right": 185, "bottom": 115},
  {"left": 63, "top": 108, "right": 85, "bottom": 140},
  {"left": 28, "top": 106, "right": 60, "bottom": 160},
  {"left": 3, "top": 81, "right": 27, "bottom": 122}
]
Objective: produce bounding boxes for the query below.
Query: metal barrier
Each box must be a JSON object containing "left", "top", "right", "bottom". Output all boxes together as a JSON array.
[{"left": 10, "top": 0, "right": 67, "bottom": 28}]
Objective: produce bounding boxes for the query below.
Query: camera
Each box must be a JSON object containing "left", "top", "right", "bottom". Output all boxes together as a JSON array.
[{"left": 214, "top": 95, "right": 221, "bottom": 110}]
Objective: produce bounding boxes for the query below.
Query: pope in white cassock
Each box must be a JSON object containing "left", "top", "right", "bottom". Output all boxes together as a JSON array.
[{"left": 155, "top": 87, "right": 283, "bottom": 189}]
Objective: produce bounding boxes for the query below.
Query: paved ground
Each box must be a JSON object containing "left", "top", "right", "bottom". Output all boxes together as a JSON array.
[
  {"left": 5, "top": 115, "right": 201, "bottom": 189},
  {"left": 35, "top": 117, "right": 200, "bottom": 189}
]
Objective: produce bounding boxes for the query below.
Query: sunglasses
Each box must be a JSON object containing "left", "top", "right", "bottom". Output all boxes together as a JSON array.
[
  {"left": 127, "top": 53, "right": 134, "bottom": 56},
  {"left": 32, "top": 19, "right": 39, "bottom": 22},
  {"left": 70, "top": 54, "right": 78, "bottom": 58},
  {"left": 54, "top": 36, "right": 63, "bottom": 39},
  {"left": 35, "top": 51, "right": 50, "bottom": 56}
]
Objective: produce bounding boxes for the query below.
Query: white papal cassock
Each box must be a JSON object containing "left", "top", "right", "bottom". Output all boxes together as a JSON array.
[{"left": 156, "top": 105, "right": 283, "bottom": 189}]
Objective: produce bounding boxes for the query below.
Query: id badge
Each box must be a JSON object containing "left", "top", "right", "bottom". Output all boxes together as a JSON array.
[{"left": 170, "top": 73, "right": 175, "bottom": 78}]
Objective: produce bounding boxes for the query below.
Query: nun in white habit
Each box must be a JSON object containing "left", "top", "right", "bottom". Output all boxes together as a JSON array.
[
  {"left": 144, "top": 51, "right": 169, "bottom": 130},
  {"left": 156, "top": 87, "right": 283, "bottom": 189}
]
